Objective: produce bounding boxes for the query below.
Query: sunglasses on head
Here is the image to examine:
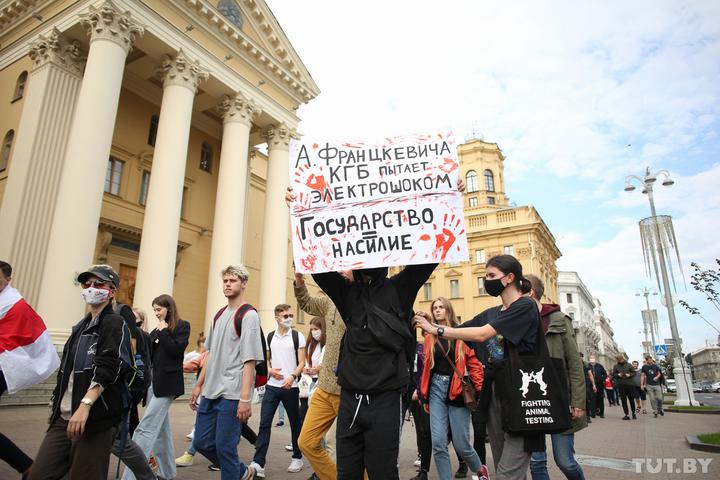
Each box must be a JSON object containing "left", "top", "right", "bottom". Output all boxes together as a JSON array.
[
  {"left": 280, "top": 313, "right": 293, "bottom": 319},
  {"left": 82, "top": 279, "right": 111, "bottom": 288}
]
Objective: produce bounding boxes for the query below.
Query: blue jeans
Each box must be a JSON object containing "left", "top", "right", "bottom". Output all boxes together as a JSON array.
[
  {"left": 429, "top": 374, "right": 482, "bottom": 480},
  {"left": 253, "top": 385, "right": 302, "bottom": 467},
  {"left": 195, "top": 397, "right": 248, "bottom": 480},
  {"left": 530, "top": 433, "right": 585, "bottom": 480},
  {"left": 122, "top": 386, "right": 175, "bottom": 480}
]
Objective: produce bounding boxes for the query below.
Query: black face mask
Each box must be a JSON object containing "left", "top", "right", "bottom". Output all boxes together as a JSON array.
[{"left": 483, "top": 275, "right": 507, "bottom": 297}]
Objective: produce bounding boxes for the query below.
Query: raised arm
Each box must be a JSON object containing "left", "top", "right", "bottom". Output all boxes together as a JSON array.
[{"left": 294, "top": 273, "right": 332, "bottom": 317}]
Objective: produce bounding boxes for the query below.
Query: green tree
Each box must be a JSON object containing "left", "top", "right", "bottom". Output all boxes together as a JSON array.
[{"left": 679, "top": 259, "right": 720, "bottom": 341}]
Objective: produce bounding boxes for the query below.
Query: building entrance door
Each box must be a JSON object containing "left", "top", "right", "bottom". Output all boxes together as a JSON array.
[{"left": 117, "top": 264, "right": 137, "bottom": 305}]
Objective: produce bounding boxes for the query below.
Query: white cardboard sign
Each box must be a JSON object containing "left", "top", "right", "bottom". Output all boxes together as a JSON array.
[{"left": 289, "top": 132, "right": 469, "bottom": 273}]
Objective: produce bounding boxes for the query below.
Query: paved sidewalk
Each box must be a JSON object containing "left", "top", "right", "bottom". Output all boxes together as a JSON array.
[{"left": 1, "top": 401, "right": 718, "bottom": 479}]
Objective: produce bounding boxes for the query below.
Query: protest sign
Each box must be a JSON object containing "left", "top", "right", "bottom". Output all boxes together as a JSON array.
[{"left": 289, "top": 132, "right": 469, "bottom": 274}]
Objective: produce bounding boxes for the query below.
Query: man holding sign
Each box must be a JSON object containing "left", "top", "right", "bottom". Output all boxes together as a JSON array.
[{"left": 289, "top": 132, "right": 468, "bottom": 479}]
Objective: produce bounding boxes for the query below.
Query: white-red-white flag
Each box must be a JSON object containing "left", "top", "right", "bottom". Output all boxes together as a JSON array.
[{"left": 0, "top": 286, "right": 60, "bottom": 394}]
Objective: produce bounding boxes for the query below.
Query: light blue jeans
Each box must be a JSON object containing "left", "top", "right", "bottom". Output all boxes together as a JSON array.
[
  {"left": 122, "top": 386, "right": 175, "bottom": 480},
  {"left": 529, "top": 433, "right": 585, "bottom": 480},
  {"left": 429, "top": 374, "right": 482, "bottom": 480}
]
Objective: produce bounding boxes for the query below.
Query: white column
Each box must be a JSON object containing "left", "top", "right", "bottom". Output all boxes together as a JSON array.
[
  {"left": 203, "top": 93, "right": 260, "bottom": 331},
  {"left": 133, "top": 50, "right": 208, "bottom": 326},
  {"left": 0, "top": 29, "right": 84, "bottom": 307},
  {"left": 257, "top": 124, "right": 295, "bottom": 331},
  {"left": 36, "top": 1, "right": 142, "bottom": 342}
]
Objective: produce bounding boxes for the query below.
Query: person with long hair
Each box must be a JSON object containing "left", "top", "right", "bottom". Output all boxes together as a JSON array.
[
  {"left": 415, "top": 255, "right": 542, "bottom": 480},
  {"left": 300, "top": 316, "right": 326, "bottom": 424},
  {"left": 122, "top": 294, "right": 190, "bottom": 480},
  {"left": 417, "top": 298, "right": 487, "bottom": 480}
]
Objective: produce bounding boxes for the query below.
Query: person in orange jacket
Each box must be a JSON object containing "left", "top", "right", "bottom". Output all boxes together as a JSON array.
[{"left": 416, "top": 298, "right": 488, "bottom": 480}]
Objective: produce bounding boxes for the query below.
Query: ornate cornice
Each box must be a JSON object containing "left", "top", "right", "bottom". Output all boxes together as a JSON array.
[
  {"left": 79, "top": 0, "right": 144, "bottom": 53},
  {"left": 218, "top": 92, "right": 261, "bottom": 126},
  {"left": 158, "top": 49, "right": 209, "bottom": 92},
  {"left": 264, "top": 123, "right": 296, "bottom": 151},
  {"left": 180, "top": 0, "right": 319, "bottom": 103},
  {"left": 28, "top": 28, "right": 84, "bottom": 77}
]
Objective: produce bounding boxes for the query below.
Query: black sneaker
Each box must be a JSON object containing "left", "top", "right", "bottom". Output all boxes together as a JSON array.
[
  {"left": 209, "top": 464, "right": 221, "bottom": 471},
  {"left": 410, "top": 470, "right": 429, "bottom": 480},
  {"left": 660, "top": 410, "right": 664, "bottom": 416},
  {"left": 455, "top": 462, "right": 468, "bottom": 478},
  {"left": 622, "top": 415, "right": 630, "bottom": 420},
  {"left": 632, "top": 414, "right": 637, "bottom": 420}
]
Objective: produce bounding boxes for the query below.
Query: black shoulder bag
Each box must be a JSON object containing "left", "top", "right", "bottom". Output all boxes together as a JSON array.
[{"left": 493, "top": 319, "right": 571, "bottom": 434}]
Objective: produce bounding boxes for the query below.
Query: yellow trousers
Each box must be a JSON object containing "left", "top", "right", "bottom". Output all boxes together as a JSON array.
[{"left": 298, "top": 387, "right": 340, "bottom": 480}]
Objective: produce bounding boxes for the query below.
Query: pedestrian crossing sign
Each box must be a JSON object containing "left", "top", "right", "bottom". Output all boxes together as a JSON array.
[{"left": 654, "top": 344, "right": 668, "bottom": 356}]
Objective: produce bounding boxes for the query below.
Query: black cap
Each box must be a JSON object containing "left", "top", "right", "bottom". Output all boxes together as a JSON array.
[{"left": 77, "top": 265, "right": 120, "bottom": 289}]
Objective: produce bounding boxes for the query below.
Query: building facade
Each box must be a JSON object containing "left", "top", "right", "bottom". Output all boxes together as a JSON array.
[
  {"left": 593, "top": 297, "right": 621, "bottom": 369},
  {"left": 558, "top": 271, "right": 601, "bottom": 358},
  {"left": 410, "top": 139, "right": 562, "bottom": 323},
  {"left": 0, "top": 0, "right": 321, "bottom": 344},
  {"left": 690, "top": 345, "right": 720, "bottom": 382}
]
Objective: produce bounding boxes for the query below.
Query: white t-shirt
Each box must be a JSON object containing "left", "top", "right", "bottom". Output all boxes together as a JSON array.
[
  {"left": 267, "top": 328, "right": 306, "bottom": 389},
  {"left": 307, "top": 344, "right": 324, "bottom": 379}
]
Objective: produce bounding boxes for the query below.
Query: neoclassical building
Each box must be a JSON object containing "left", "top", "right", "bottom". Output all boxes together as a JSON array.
[
  {"left": 408, "top": 139, "right": 562, "bottom": 323},
  {"left": 0, "top": 0, "right": 320, "bottom": 343}
]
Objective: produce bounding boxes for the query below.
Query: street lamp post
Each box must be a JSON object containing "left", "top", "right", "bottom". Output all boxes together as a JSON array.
[
  {"left": 636, "top": 287, "right": 658, "bottom": 358},
  {"left": 624, "top": 167, "right": 696, "bottom": 406}
]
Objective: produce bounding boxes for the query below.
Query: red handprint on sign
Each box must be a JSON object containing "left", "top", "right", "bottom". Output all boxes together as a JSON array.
[
  {"left": 294, "top": 164, "right": 332, "bottom": 203},
  {"left": 432, "top": 213, "right": 464, "bottom": 262}
]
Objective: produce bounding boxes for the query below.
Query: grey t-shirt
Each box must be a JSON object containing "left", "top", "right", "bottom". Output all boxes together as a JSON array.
[{"left": 203, "top": 306, "right": 264, "bottom": 400}]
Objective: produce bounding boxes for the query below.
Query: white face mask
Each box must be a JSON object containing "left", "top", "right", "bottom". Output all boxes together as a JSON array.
[
  {"left": 279, "top": 318, "right": 292, "bottom": 328},
  {"left": 81, "top": 287, "right": 111, "bottom": 305},
  {"left": 311, "top": 329, "right": 322, "bottom": 341}
]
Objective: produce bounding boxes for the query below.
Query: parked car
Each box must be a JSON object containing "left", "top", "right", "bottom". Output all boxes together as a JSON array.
[
  {"left": 692, "top": 381, "right": 713, "bottom": 393},
  {"left": 712, "top": 381, "right": 720, "bottom": 393},
  {"left": 666, "top": 379, "right": 676, "bottom": 393}
]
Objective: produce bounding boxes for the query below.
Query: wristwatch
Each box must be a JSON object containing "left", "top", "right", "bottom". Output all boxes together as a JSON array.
[
  {"left": 437, "top": 326, "right": 445, "bottom": 337},
  {"left": 80, "top": 398, "right": 94, "bottom": 407}
]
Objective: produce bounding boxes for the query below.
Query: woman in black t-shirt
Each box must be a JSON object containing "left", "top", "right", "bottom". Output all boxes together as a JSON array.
[{"left": 415, "top": 255, "right": 539, "bottom": 480}]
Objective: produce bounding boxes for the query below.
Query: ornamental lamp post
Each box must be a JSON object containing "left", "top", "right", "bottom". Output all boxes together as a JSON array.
[{"left": 624, "top": 167, "right": 696, "bottom": 406}]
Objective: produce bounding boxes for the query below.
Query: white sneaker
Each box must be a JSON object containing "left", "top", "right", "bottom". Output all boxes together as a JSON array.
[
  {"left": 288, "top": 458, "right": 304, "bottom": 472},
  {"left": 249, "top": 461, "right": 265, "bottom": 478},
  {"left": 285, "top": 444, "right": 293, "bottom": 451},
  {"left": 413, "top": 456, "right": 421, "bottom": 467},
  {"left": 186, "top": 427, "right": 194, "bottom": 440}
]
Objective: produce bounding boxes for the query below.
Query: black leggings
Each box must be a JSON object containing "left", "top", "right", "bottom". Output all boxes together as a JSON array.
[
  {"left": 410, "top": 400, "right": 431, "bottom": 472},
  {"left": 0, "top": 372, "right": 33, "bottom": 474}
]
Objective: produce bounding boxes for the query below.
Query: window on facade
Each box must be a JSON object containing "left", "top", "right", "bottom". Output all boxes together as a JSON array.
[
  {"left": 147, "top": 115, "right": 159, "bottom": 146},
  {"left": 181, "top": 187, "right": 189, "bottom": 219},
  {"left": 468, "top": 197, "right": 478, "bottom": 207},
  {"left": 423, "top": 283, "right": 432, "bottom": 301},
  {"left": 200, "top": 141, "right": 213, "bottom": 173},
  {"left": 569, "top": 312, "right": 575, "bottom": 321},
  {"left": 12, "top": 71, "right": 28, "bottom": 101},
  {"left": 566, "top": 293, "right": 573, "bottom": 304},
  {"left": 450, "top": 279, "right": 460, "bottom": 298},
  {"left": 477, "top": 277, "right": 486, "bottom": 296},
  {"left": 466, "top": 170, "right": 479, "bottom": 193},
  {"left": 504, "top": 245, "right": 514, "bottom": 256},
  {"left": 487, "top": 196, "right": 496, "bottom": 205},
  {"left": 1, "top": 130, "right": 14, "bottom": 171},
  {"left": 139, "top": 170, "right": 150, "bottom": 206},
  {"left": 104, "top": 157, "right": 123, "bottom": 195},
  {"left": 475, "top": 249, "right": 486, "bottom": 264},
  {"left": 484, "top": 169, "right": 495, "bottom": 192}
]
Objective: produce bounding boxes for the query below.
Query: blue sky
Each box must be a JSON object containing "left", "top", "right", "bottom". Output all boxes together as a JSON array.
[{"left": 266, "top": 0, "right": 720, "bottom": 361}]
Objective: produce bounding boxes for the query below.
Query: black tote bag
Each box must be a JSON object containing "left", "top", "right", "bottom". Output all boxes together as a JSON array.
[{"left": 494, "top": 319, "right": 572, "bottom": 435}]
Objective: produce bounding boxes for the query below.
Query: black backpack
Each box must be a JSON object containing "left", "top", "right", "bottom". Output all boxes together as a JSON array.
[
  {"left": 114, "top": 303, "right": 152, "bottom": 404},
  {"left": 213, "top": 303, "right": 268, "bottom": 387}
]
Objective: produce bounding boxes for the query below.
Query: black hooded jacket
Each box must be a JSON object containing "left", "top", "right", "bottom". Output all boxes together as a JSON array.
[{"left": 313, "top": 263, "right": 437, "bottom": 394}]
